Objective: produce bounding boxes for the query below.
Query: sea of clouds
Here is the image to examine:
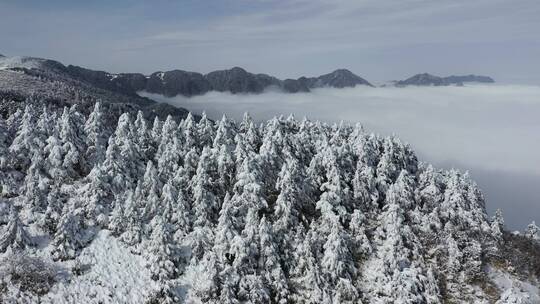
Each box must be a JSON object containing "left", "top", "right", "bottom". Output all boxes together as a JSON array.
[{"left": 140, "top": 84, "right": 540, "bottom": 230}]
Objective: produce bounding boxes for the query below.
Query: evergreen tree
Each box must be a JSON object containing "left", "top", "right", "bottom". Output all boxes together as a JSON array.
[
  {"left": 197, "top": 112, "right": 215, "bottom": 148},
  {"left": 191, "top": 147, "right": 219, "bottom": 227},
  {"left": 22, "top": 151, "right": 50, "bottom": 213},
  {"left": 362, "top": 171, "right": 439, "bottom": 303},
  {"left": 259, "top": 216, "right": 289, "bottom": 304},
  {"left": 273, "top": 156, "right": 309, "bottom": 267},
  {"left": 0, "top": 206, "right": 33, "bottom": 253},
  {"left": 291, "top": 232, "right": 325, "bottom": 304},
  {"left": 79, "top": 165, "right": 113, "bottom": 227},
  {"left": 213, "top": 115, "right": 236, "bottom": 150},
  {"left": 491, "top": 209, "right": 505, "bottom": 240},
  {"left": 186, "top": 251, "right": 220, "bottom": 303},
  {"left": 9, "top": 104, "right": 40, "bottom": 170},
  {"left": 51, "top": 204, "right": 86, "bottom": 261},
  {"left": 84, "top": 102, "right": 107, "bottom": 169},
  {"left": 133, "top": 110, "right": 154, "bottom": 160},
  {"left": 102, "top": 113, "right": 144, "bottom": 192},
  {"left": 118, "top": 188, "right": 143, "bottom": 246},
  {"left": 145, "top": 216, "right": 177, "bottom": 281},
  {"left": 58, "top": 106, "right": 87, "bottom": 178},
  {"left": 0, "top": 116, "right": 8, "bottom": 168},
  {"left": 525, "top": 221, "right": 539, "bottom": 241}
]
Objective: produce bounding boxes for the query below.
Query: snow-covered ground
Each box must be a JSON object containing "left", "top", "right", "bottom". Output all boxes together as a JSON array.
[
  {"left": 42, "top": 230, "right": 157, "bottom": 303},
  {"left": 487, "top": 265, "right": 540, "bottom": 304},
  {"left": 0, "top": 56, "right": 45, "bottom": 71}
]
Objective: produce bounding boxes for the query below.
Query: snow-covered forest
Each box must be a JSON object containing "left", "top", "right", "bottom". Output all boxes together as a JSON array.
[{"left": 0, "top": 102, "right": 539, "bottom": 303}]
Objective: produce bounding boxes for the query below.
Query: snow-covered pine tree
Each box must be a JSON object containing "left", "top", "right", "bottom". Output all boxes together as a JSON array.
[
  {"left": 182, "top": 112, "right": 198, "bottom": 152},
  {"left": 213, "top": 115, "right": 236, "bottom": 150},
  {"left": 102, "top": 113, "right": 144, "bottom": 192},
  {"left": 0, "top": 205, "right": 33, "bottom": 253},
  {"left": 21, "top": 151, "right": 50, "bottom": 214},
  {"left": 9, "top": 105, "right": 40, "bottom": 171},
  {"left": 491, "top": 209, "right": 505, "bottom": 241},
  {"left": 186, "top": 251, "right": 220, "bottom": 303},
  {"left": 58, "top": 106, "right": 87, "bottom": 178},
  {"left": 525, "top": 221, "right": 539, "bottom": 241},
  {"left": 290, "top": 231, "right": 325, "bottom": 304},
  {"left": 191, "top": 146, "right": 219, "bottom": 228},
  {"left": 0, "top": 116, "right": 8, "bottom": 168},
  {"left": 197, "top": 112, "right": 215, "bottom": 148},
  {"left": 51, "top": 203, "right": 86, "bottom": 261},
  {"left": 133, "top": 110, "right": 155, "bottom": 161},
  {"left": 259, "top": 216, "right": 289, "bottom": 303},
  {"left": 79, "top": 165, "right": 113, "bottom": 227},
  {"left": 84, "top": 102, "right": 108, "bottom": 169},
  {"left": 170, "top": 166, "right": 192, "bottom": 241},
  {"left": 273, "top": 156, "right": 310, "bottom": 268},
  {"left": 145, "top": 215, "right": 177, "bottom": 281},
  {"left": 362, "top": 171, "right": 440, "bottom": 303}
]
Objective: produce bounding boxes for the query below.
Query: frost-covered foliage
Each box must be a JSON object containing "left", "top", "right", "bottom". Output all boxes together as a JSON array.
[{"left": 0, "top": 101, "right": 538, "bottom": 303}]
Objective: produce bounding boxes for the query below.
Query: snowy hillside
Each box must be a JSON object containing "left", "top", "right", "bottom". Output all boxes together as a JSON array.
[{"left": 0, "top": 101, "right": 539, "bottom": 303}]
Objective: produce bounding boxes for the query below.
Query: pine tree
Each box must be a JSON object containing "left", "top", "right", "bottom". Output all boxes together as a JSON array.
[
  {"left": 525, "top": 221, "right": 539, "bottom": 241},
  {"left": 362, "top": 171, "right": 439, "bottom": 303},
  {"left": 5, "top": 107, "right": 23, "bottom": 142},
  {"left": 118, "top": 188, "right": 143, "bottom": 246},
  {"left": 22, "top": 151, "right": 50, "bottom": 213},
  {"left": 36, "top": 106, "right": 55, "bottom": 146},
  {"left": 58, "top": 106, "right": 86, "bottom": 178},
  {"left": 141, "top": 161, "right": 162, "bottom": 222},
  {"left": 102, "top": 113, "right": 144, "bottom": 192},
  {"left": 0, "top": 206, "right": 33, "bottom": 253},
  {"left": 51, "top": 204, "right": 86, "bottom": 261},
  {"left": 186, "top": 251, "right": 220, "bottom": 303},
  {"left": 491, "top": 209, "right": 505, "bottom": 240},
  {"left": 84, "top": 102, "right": 107, "bottom": 169},
  {"left": 145, "top": 215, "right": 177, "bottom": 281},
  {"left": 197, "top": 112, "right": 215, "bottom": 148},
  {"left": 170, "top": 166, "right": 192, "bottom": 240},
  {"left": 213, "top": 115, "right": 236, "bottom": 150},
  {"left": 44, "top": 126, "right": 67, "bottom": 181},
  {"left": 291, "top": 232, "right": 325, "bottom": 304},
  {"left": 183, "top": 112, "right": 198, "bottom": 151},
  {"left": 273, "top": 157, "right": 309, "bottom": 267},
  {"left": 41, "top": 186, "right": 65, "bottom": 235},
  {"left": 133, "top": 110, "right": 154, "bottom": 160},
  {"left": 191, "top": 147, "right": 219, "bottom": 227},
  {"left": 214, "top": 144, "right": 236, "bottom": 198},
  {"left": 213, "top": 193, "right": 239, "bottom": 266},
  {"left": 9, "top": 104, "right": 40, "bottom": 170},
  {"left": 259, "top": 216, "right": 289, "bottom": 304},
  {"left": 320, "top": 218, "right": 357, "bottom": 302},
  {"left": 79, "top": 165, "right": 113, "bottom": 227},
  {"left": 0, "top": 116, "right": 8, "bottom": 168}
]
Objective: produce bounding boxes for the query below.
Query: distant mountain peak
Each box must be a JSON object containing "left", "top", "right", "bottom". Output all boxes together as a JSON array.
[
  {"left": 396, "top": 73, "right": 495, "bottom": 86},
  {"left": 314, "top": 69, "right": 374, "bottom": 88}
]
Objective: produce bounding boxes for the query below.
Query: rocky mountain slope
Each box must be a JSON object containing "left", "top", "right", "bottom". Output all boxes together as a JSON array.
[
  {"left": 0, "top": 56, "right": 191, "bottom": 122},
  {"left": 0, "top": 55, "right": 375, "bottom": 100}
]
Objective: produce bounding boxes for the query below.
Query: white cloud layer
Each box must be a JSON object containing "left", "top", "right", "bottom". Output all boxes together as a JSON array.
[
  {"left": 141, "top": 84, "right": 540, "bottom": 174},
  {"left": 140, "top": 84, "right": 540, "bottom": 229}
]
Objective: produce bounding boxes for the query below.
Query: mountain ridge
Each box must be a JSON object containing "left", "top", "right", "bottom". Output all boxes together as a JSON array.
[{"left": 395, "top": 72, "right": 495, "bottom": 86}]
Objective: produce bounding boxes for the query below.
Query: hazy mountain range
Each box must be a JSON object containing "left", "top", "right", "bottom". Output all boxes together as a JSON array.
[{"left": 1, "top": 55, "right": 494, "bottom": 101}]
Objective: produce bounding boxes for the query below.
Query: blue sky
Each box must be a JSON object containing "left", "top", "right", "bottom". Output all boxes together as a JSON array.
[{"left": 1, "top": 0, "right": 540, "bottom": 83}]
